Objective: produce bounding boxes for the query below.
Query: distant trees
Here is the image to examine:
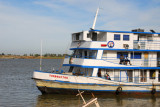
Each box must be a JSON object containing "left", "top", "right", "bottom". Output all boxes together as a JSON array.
[
  {"left": 1, "top": 53, "right": 5, "bottom": 55},
  {"left": 23, "top": 54, "right": 27, "bottom": 56},
  {"left": 34, "top": 54, "right": 40, "bottom": 57},
  {"left": 32, "top": 53, "right": 67, "bottom": 57},
  {"left": 0, "top": 53, "right": 68, "bottom": 58},
  {"left": 44, "top": 53, "right": 56, "bottom": 57}
]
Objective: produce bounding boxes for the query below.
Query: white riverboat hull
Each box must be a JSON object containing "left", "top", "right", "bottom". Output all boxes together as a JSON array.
[{"left": 33, "top": 71, "right": 160, "bottom": 95}]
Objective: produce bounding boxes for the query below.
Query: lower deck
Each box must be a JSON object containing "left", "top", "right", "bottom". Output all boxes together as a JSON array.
[
  {"left": 69, "top": 67, "right": 160, "bottom": 84},
  {"left": 33, "top": 70, "right": 160, "bottom": 95}
]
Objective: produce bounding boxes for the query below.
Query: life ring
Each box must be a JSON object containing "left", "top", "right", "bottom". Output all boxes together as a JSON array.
[
  {"left": 115, "top": 86, "right": 122, "bottom": 95},
  {"left": 151, "top": 88, "right": 156, "bottom": 95}
]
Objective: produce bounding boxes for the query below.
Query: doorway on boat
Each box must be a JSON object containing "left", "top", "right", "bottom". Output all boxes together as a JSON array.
[
  {"left": 159, "top": 70, "right": 160, "bottom": 82},
  {"left": 97, "top": 69, "right": 112, "bottom": 80},
  {"left": 120, "top": 70, "right": 128, "bottom": 82},
  {"left": 140, "top": 70, "right": 147, "bottom": 82},
  {"left": 97, "top": 69, "right": 102, "bottom": 77},
  {"left": 150, "top": 70, "right": 156, "bottom": 79},
  {"left": 144, "top": 52, "right": 149, "bottom": 67},
  {"left": 157, "top": 52, "right": 160, "bottom": 67},
  {"left": 127, "top": 70, "right": 133, "bottom": 82}
]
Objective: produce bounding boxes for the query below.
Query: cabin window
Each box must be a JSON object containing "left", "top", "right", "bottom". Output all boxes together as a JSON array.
[
  {"left": 117, "top": 52, "right": 128, "bottom": 58},
  {"left": 68, "top": 67, "right": 74, "bottom": 72},
  {"left": 150, "top": 70, "right": 156, "bottom": 79},
  {"left": 123, "top": 35, "right": 130, "bottom": 41},
  {"left": 114, "top": 34, "right": 120, "bottom": 40},
  {"left": 76, "top": 33, "right": 80, "bottom": 40},
  {"left": 92, "top": 32, "right": 97, "bottom": 41},
  {"left": 131, "top": 53, "right": 141, "bottom": 59},
  {"left": 89, "top": 50, "right": 97, "bottom": 59},
  {"left": 140, "top": 70, "right": 147, "bottom": 82},
  {"left": 73, "top": 50, "right": 82, "bottom": 58},
  {"left": 87, "top": 33, "right": 91, "bottom": 38},
  {"left": 84, "top": 51, "right": 88, "bottom": 58}
]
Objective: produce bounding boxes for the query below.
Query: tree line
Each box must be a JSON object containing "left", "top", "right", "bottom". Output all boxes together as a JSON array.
[{"left": 0, "top": 53, "right": 69, "bottom": 57}]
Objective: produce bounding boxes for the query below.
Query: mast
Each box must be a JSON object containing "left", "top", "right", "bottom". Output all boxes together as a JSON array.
[
  {"left": 40, "top": 40, "right": 43, "bottom": 71},
  {"left": 91, "top": 7, "right": 99, "bottom": 30}
]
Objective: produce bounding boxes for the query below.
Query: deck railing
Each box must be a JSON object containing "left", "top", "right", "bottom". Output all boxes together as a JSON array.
[
  {"left": 133, "top": 40, "right": 160, "bottom": 50},
  {"left": 64, "top": 56, "right": 159, "bottom": 67},
  {"left": 97, "top": 76, "right": 160, "bottom": 83}
]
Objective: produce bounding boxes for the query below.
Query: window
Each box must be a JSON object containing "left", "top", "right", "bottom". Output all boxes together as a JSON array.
[
  {"left": 87, "top": 33, "right": 90, "bottom": 38},
  {"left": 76, "top": 33, "right": 80, "bottom": 40},
  {"left": 114, "top": 34, "right": 120, "bottom": 40},
  {"left": 123, "top": 35, "right": 129, "bottom": 41},
  {"left": 117, "top": 52, "right": 128, "bottom": 58},
  {"left": 131, "top": 53, "right": 141, "bottom": 59},
  {"left": 92, "top": 32, "right": 97, "bottom": 41},
  {"left": 89, "top": 50, "right": 97, "bottom": 59}
]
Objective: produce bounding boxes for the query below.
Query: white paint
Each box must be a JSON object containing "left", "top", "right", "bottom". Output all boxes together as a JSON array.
[
  {"left": 92, "top": 68, "right": 99, "bottom": 77},
  {"left": 96, "top": 50, "right": 103, "bottom": 59}
]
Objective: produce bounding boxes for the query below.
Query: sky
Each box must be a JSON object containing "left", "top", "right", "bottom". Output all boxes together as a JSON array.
[{"left": 0, "top": 0, "right": 160, "bottom": 55}]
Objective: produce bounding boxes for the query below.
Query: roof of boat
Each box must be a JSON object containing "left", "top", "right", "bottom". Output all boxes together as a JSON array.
[{"left": 90, "top": 29, "right": 160, "bottom": 35}]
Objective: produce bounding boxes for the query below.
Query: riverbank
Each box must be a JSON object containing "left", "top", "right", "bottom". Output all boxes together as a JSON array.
[{"left": 0, "top": 55, "right": 64, "bottom": 59}]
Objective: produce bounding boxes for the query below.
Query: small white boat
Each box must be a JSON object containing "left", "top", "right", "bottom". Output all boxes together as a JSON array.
[{"left": 33, "top": 8, "right": 160, "bottom": 95}]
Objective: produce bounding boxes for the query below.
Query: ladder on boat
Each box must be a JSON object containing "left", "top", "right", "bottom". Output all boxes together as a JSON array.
[{"left": 76, "top": 90, "right": 100, "bottom": 107}]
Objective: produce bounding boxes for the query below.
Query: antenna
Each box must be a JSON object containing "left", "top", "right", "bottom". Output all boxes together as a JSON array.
[
  {"left": 40, "top": 40, "right": 43, "bottom": 71},
  {"left": 91, "top": 7, "right": 99, "bottom": 30}
]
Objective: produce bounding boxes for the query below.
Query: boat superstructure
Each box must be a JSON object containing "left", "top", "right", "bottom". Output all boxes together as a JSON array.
[
  {"left": 33, "top": 28, "right": 160, "bottom": 95},
  {"left": 33, "top": 7, "right": 160, "bottom": 95}
]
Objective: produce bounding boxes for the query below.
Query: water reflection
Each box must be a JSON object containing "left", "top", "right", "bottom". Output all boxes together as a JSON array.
[
  {"left": 35, "top": 93, "right": 160, "bottom": 107},
  {"left": 36, "top": 94, "right": 80, "bottom": 107}
]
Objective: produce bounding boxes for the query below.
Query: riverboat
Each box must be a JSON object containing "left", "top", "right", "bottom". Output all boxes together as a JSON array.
[{"left": 33, "top": 8, "right": 160, "bottom": 95}]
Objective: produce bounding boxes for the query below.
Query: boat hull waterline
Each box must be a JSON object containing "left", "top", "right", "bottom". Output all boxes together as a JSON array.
[{"left": 33, "top": 71, "right": 160, "bottom": 95}]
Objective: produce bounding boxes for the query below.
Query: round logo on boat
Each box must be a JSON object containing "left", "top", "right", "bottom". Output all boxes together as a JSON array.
[{"left": 107, "top": 41, "right": 114, "bottom": 48}]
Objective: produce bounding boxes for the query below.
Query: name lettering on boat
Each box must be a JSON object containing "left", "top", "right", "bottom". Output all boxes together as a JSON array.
[{"left": 49, "top": 74, "right": 68, "bottom": 79}]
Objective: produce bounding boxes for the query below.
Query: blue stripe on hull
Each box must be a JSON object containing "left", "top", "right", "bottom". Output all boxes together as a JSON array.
[{"left": 37, "top": 86, "right": 160, "bottom": 95}]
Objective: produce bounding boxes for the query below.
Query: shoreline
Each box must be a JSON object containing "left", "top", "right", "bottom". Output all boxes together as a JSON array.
[{"left": 0, "top": 56, "right": 64, "bottom": 59}]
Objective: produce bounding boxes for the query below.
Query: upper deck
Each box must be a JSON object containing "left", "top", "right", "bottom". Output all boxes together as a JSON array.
[{"left": 71, "top": 29, "right": 160, "bottom": 51}]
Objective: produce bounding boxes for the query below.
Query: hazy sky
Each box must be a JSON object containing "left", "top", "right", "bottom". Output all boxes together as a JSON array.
[{"left": 0, "top": 0, "right": 160, "bottom": 55}]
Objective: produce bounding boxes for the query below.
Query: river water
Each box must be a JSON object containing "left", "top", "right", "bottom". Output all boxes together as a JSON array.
[{"left": 0, "top": 59, "right": 160, "bottom": 107}]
